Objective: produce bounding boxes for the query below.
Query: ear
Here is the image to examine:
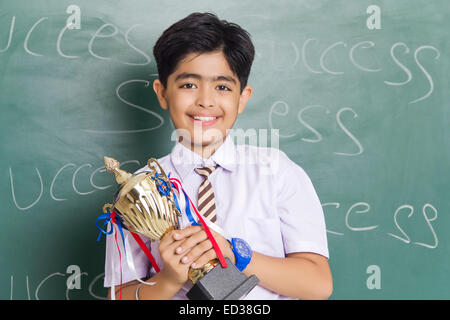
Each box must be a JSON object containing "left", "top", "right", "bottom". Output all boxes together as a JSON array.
[
  {"left": 153, "top": 79, "right": 168, "bottom": 110},
  {"left": 237, "top": 85, "right": 253, "bottom": 114}
]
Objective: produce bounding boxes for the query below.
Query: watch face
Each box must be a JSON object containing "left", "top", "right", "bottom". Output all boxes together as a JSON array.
[{"left": 234, "top": 238, "right": 251, "bottom": 258}]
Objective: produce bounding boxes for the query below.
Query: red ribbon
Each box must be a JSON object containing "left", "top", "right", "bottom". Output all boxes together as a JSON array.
[{"left": 129, "top": 231, "right": 160, "bottom": 273}]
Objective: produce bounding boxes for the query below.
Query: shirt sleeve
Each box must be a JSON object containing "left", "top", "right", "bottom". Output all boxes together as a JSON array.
[
  {"left": 276, "top": 151, "right": 329, "bottom": 259},
  {"left": 103, "top": 227, "right": 152, "bottom": 288}
]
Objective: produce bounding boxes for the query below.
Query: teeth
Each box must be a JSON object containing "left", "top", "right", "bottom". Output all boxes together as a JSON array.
[{"left": 193, "top": 116, "right": 217, "bottom": 121}]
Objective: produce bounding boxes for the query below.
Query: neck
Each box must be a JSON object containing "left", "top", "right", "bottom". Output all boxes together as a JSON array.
[{"left": 179, "top": 136, "right": 225, "bottom": 159}]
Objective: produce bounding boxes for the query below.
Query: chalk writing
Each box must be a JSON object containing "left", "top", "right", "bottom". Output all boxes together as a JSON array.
[
  {"left": 82, "top": 79, "right": 164, "bottom": 134},
  {"left": 1, "top": 15, "right": 151, "bottom": 65},
  {"left": 9, "top": 270, "right": 105, "bottom": 300},
  {"left": 9, "top": 160, "right": 141, "bottom": 211},
  {"left": 269, "top": 102, "right": 363, "bottom": 156},
  {"left": 323, "top": 202, "right": 439, "bottom": 249},
  {"left": 260, "top": 38, "right": 440, "bottom": 104},
  {"left": 0, "top": 14, "right": 440, "bottom": 103}
]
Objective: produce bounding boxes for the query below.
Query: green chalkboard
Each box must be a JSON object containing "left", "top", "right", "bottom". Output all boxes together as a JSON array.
[{"left": 1, "top": 0, "right": 449, "bottom": 300}]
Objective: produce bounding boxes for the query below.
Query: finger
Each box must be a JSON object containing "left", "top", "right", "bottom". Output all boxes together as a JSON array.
[
  {"left": 180, "top": 239, "right": 213, "bottom": 265},
  {"left": 159, "top": 238, "right": 185, "bottom": 264},
  {"left": 191, "top": 248, "right": 217, "bottom": 269},
  {"left": 172, "top": 225, "right": 202, "bottom": 241},
  {"left": 207, "top": 229, "right": 225, "bottom": 245},
  {"left": 159, "top": 229, "right": 182, "bottom": 252},
  {"left": 175, "top": 229, "right": 208, "bottom": 255}
]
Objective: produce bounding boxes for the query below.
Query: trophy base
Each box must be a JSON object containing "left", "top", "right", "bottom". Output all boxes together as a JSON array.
[{"left": 186, "top": 258, "right": 259, "bottom": 300}]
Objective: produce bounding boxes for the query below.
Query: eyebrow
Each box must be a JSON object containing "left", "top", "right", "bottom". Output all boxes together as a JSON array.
[{"left": 174, "top": 72, "right": 237, "bottom": 85}]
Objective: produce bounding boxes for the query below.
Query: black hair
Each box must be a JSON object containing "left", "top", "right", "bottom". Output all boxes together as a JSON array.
[{"left": 153, "top": 12, "right": 255, "bottom": 93}]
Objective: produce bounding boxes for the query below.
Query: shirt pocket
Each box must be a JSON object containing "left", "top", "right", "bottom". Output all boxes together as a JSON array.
[{"left": 244, "top": 217, "right": 284, "bottom": 257}]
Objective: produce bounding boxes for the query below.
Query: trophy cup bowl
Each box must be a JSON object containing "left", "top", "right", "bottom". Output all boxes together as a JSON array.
[
  {"left": 102, "top": 156, "right": 259, "bottom": 300},
  {"left": 103, "top": 156, "right": 181, "bottom": 241}
]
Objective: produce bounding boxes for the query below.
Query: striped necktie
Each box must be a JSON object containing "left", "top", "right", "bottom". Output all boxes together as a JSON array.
[{"left": 194, "top": 165, "right": 218, "bottom": 223}]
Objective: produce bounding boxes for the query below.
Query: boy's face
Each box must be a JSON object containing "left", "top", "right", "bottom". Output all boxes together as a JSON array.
[{"left": 153, "top": 51, "right": 252, "bottom": 154}]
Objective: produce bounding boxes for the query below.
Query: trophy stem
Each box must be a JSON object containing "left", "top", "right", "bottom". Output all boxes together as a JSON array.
[{"left": 188, "top": 258, "right": 219, "bottom": 284}]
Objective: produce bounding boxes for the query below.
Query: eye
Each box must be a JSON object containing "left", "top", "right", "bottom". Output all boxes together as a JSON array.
[
  {"left": 180, "top": 83, "right": 197, "bottom": 89},
  {"left": 216, "top": 85, "right": 231, "bottom": 91}
]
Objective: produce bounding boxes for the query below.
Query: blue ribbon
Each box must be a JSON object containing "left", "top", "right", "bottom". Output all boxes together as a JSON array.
[
  {"left": 153, "top": 172, "right": 199, "bottom": 227},
  {"left": 96, "top": 210, "right": 126, "bottom": 252},
  {"left": 181, "top": 189, "right": 199, "bottom": 226},
  {"left": 96, "top": 212, "right": 113, "bottom": 241}
]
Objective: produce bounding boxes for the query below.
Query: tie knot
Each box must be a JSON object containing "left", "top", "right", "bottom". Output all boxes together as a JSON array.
[{"left": 194, "top": 165, "right": 218, "bottom": 178}]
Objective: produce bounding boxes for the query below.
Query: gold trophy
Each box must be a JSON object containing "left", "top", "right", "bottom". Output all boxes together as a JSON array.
[{"left": 102, "top": 156, "right": 259, "bottom": 300}]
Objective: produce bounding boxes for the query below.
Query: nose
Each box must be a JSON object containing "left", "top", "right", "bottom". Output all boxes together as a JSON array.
[{"left": 196, "top": 85, "right": 214, "bottom": 108}]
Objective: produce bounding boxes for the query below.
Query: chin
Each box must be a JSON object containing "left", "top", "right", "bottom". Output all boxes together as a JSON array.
[
  {"left": 192, "top": 134, "right": 225, "bottom": 148},
  {"left": 191, "top": 138, "right": 217, "bottom": 147}
]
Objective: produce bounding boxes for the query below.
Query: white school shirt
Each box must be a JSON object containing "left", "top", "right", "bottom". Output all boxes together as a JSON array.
[{"left": 104, "top": 134, "right": 329, "bottom": 300}]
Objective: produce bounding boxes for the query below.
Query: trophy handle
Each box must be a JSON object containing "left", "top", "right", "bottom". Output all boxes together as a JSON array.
[
  {"left": 102, "top": 203, "right": 114, "bottom": 214},
  {"left": 147, "top": 158, "right": 173, "bottom": 192},
  {"left": 147, "top": 158, "right": 181, "bottom": 218},
  {"left": 147, "top": 158, "right": 169, "bottom": 179}
]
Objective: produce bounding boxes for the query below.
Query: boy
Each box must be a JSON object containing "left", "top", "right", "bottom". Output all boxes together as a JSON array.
[{"left": 104, "top": 12, "right": 332, "bottom": 300}]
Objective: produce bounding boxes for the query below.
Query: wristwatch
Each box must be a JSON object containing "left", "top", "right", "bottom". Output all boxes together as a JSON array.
[{"left": 230, "top": 238, "right": 253, "bottom": 272}]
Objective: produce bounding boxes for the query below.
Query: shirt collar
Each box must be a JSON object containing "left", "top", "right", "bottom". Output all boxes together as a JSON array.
[{"left": 170, "top": 134, "right": 237, "bottom": 181}]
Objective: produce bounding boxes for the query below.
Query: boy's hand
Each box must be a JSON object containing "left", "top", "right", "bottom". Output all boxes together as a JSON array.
[
  {"left": 157, "top": 229, "right": 192, "bottom": 287},
  {"left": 172, "top": 225, "right": 236, "bottom": 269},
  {"left": 157, "top": 225, "right": 236, "bottom": 288}
]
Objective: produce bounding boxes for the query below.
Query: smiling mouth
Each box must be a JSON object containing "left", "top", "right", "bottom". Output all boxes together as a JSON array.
[{"left": 189, "top": 115, "right": 219, "bottom": 126}]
